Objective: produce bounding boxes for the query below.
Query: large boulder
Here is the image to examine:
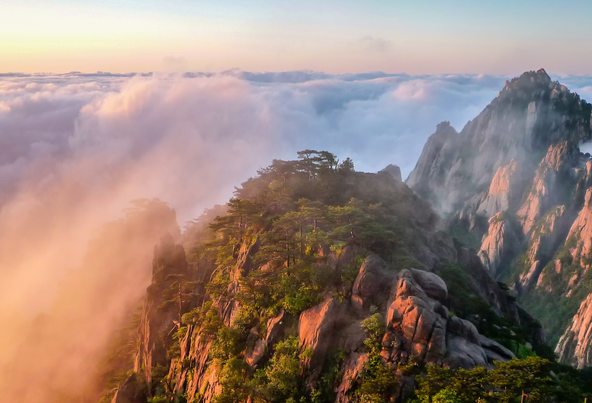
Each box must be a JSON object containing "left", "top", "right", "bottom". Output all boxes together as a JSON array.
[
  {"left": 352, "top": 254, "right": 396, "bottom": 310},
  {"left": 299, "top": 298, "right": 341, "bottom": 370}
]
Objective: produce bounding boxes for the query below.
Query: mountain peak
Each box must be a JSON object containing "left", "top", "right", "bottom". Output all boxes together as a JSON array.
[{"left": 501, "top": 68, "right": 552, "bottom": 95}]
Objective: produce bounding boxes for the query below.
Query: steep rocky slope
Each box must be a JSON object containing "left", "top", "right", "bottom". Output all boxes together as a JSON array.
[
  {"left": 406, "top": 68, "right": 592, "bottom": 365},
  {"left": 556, "top": 294, "right": 592, "bottom": 369},
  {"left": 109, "top": 153, "right": 542, "bottom": 403}
]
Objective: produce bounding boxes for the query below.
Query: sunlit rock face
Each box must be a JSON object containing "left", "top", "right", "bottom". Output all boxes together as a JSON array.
[
  {"left": 556, "top": 294, "right": 592, "bottom": 368},
  {"left": 407, "top": 68, "right": 592, "bottom": 360},
  {"left": 516, "top": 141, "right": 579, "bottom": 235},
  {"left": 478, "top": 213, "right": 519, "bottom": 278},
  {"left": 566, "top": 189, "right": 592, "bottom": 268},
  {"left": 477, "top": 160, "right": 521, "bottom": 219}
]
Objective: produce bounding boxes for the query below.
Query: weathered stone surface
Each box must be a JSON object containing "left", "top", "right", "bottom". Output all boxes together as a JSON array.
[
  {"left": 385, "top": 268, "right": 508, "bottom": 368},
  {"left": 338, "top": 321, "right": 367, "bottom": 353},
  {"left": 134, "top": 235, "right": 190, "bottom": 384},
  {"left": 406, "top": 121, "right": 459, "bottom": 212},
  {"left": 455, "top": 247, "right": 517, "bottom": 317},
  {"left": 245, "top": 308, "right": 286, "bottom": 368},
  {"left": 447, "top": 316, "right": 480, "bottom": 344},
  {"left": 245, "top": 328, "right": 266, "bottom": 368},
  {"left": 352, "top": 254, "right": 395, "bottom": 310},
  {"left": 335, "top": 353, "right": 368, "bottom": 403},
  {"left": 424, "top": 230, "right": 457, "bottom": 265},
  {"left": 567, "top": 188, "right": 592, "bottom": 268},
  {"left": 265, "top": 308, "right": 286, "bottom": 343},
  {"left": 517, "top": 142, "right": 578, "bottom": 235},
  {"left": 477, "top": 160, "right": 522, "bottom": 218},
  {"left": 556, "top": 294, "right": 592, "bottom": 368},
  {"left": 336, "top": 244, "right": 365, "bottom": 271},
  {"left": 479, "top": 213, "right": 518, "bottom": 277},
  {"left": 519, "top": 261, "right": 542, "bottom": 292},
  {"left": 299, "top": 298, "right": 341, "bottom": 369},
  {"left": 444, "top": 335, "right": 489, "bottom": 368},
  {"left": 403, "top": 73, "right": 592, "bottom": 364},
  {"left": 232, "top": 236, "right": 261, "bottom": 280},
  {"left": 478, "top": 334, "right": 515, "bottom": 362},
  {"left": 409, "top": 267, "right": 448, "bottom": 302},
  {"left": 519, "top": 205, "right": 568, "bottom": 291},
  {"left": 408, "top": 69, "right": 591, "bottom": 217}
]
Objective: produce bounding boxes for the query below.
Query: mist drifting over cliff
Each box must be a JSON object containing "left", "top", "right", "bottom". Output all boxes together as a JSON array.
[{"left": 1, "top": 69, "right": 592, "bottom": 401}]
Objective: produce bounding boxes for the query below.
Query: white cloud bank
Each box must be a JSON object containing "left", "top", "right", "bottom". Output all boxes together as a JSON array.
[{"left": 0, "top": 71, "right": 514, "bottom": 220}]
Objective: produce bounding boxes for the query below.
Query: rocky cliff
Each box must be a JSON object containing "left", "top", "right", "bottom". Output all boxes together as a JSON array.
[
  {"left": 408, "top": 69, "right": 592, "bottom": 216},
  {"left": 556, "top": 294, "right": 592, "bottom": 369},
  {"left": 406, "top": 68, "right": 592, "bottom": 366}
]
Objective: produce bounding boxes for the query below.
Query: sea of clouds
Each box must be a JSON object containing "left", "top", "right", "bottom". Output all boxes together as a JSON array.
[{"left": 0, "top": 70, "right": 506, "bottom": 221}]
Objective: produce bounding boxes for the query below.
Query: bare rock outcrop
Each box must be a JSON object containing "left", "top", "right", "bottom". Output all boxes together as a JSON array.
[
  {"left": 123, "top": 236, "right": 531, "bottom": 403},
  {"left": 408, "top": 69, "right": 592, "bottom": 218},
  {"left": 477, "top": 160, "right": 523, "bottom": 218},
  {"left": 245, "top": 308, "right": 287, "bottom": 368},
  {"left": 299, "top": 298, "right": 342, "bottom": 371},
  {"left": 517, "top": 142, "right": 578, "bottom": 234},
  {"left": 519, "top": 205, "right": 568, "bottom": 291},
  {"left": 335, "top": 262, "right": 516, "bottom": 401},
  {"left": 404, "top": 69, "right": 592, "bottom": 361},
  {"left": 556, "top": 294, "right": 592, "bottom": 368},
  {"left": 385, "top": 269, "right": 514, "bottom": 368},
  {"left": 406, "top": 121, "right": 458, "bottom": 210},
  {"left": 566, "top": 188, "right": 592, "bottom": 268},
  {"left": 134, "top": 234, "right": 189, "bottom": 385},
  {"left": 478, "top": 213, "right": 519, "bottom": 277},
  {"left": 351, "top": 254, "right": 396, "bottom": 310},
  {"left": 381, "top": 164, "right": 403, "bottom": 181}
]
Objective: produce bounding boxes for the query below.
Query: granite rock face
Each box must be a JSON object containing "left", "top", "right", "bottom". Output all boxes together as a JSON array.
[
  {"left": 407, "top": 69, "right": 592, "bottom": 216},
  {"left": 405, "top": 69, "right": 592, "bottom": 363},
  {"left": 479, "top": 213, "right": 519, "bottom": 277},
  {"left": 556, "top": 294, "right": 592, "bottom": 368},
  {"left": 516, "top": 141, "right": 579, "bottom": 235},
  {"left": 566, "top": 188, "right": 592, "bottom": 268},
  {"left": 161, "top": 246, "right": 526, "bottom": 403},
  {"left": 336, "top": 265, "right": 515, "bottom": 402},
  {"left": 134, "top": 234, "right": 190, "bottom": 385},
  {"left": 477, "top": 160, "right": 522, "bottom": 219},
  {"left": 406, "top": 121, "right": 459, "bottom": 211}
]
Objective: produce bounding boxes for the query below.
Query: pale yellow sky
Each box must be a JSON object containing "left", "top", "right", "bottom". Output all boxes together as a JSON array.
[{"left": 2, "top": 0, "right": 592, "bottom": 74}]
